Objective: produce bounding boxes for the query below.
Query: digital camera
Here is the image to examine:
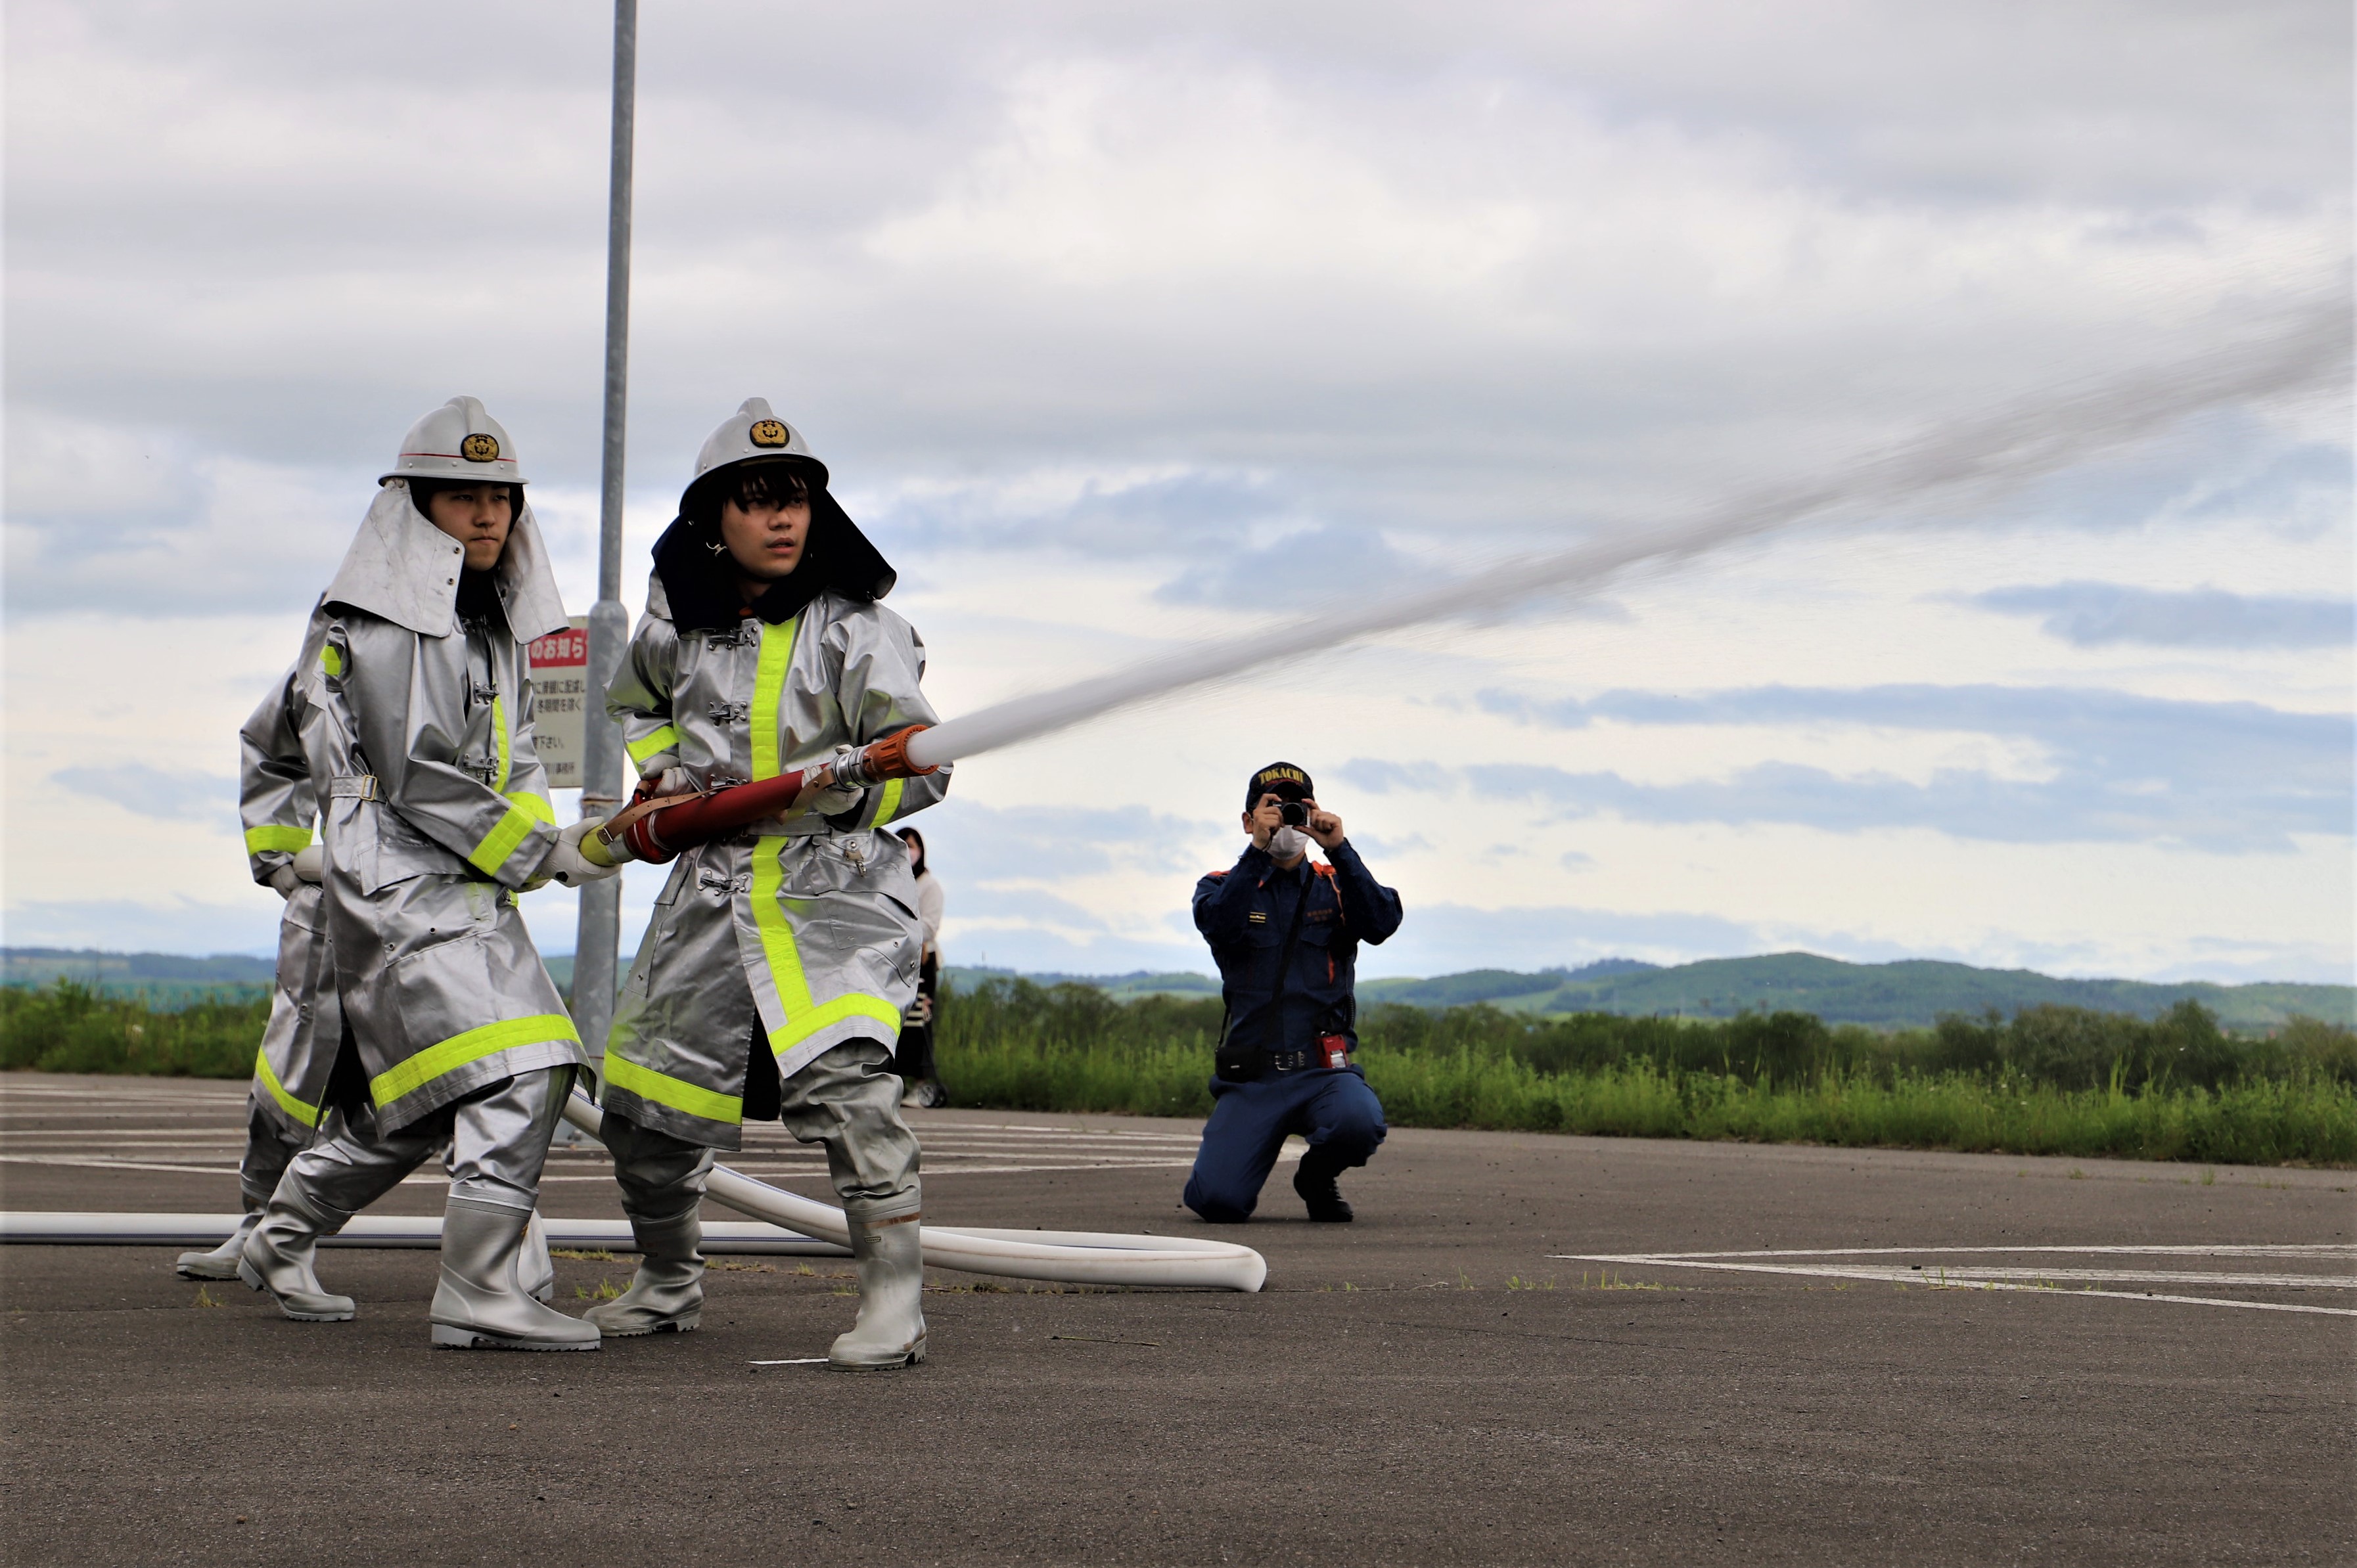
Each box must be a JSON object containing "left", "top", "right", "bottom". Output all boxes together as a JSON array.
[{"left": 1278, "top": 800, "right": 1310, "bottom": 828}]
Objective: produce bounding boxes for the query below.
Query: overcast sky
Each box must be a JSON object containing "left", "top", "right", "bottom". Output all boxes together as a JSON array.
[{"left": 5, "top": 0, "right": 2350, "bottom": 984}]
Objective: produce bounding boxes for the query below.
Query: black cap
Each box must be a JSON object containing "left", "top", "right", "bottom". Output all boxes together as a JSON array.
[{"left": 1245, "top": 761, "right": 1314, "bottom": 811}]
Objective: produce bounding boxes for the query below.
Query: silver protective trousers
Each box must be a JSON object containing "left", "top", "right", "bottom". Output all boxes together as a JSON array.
[
  {"left": 602, "top": 1041, "right": 921, "bottom": 1224},
  {"left": 239, "top": 1102, "right": 308, "bottom": 1212},
  {"left": 277, "top": 1066, "right": 575, "bottom": 1220}
]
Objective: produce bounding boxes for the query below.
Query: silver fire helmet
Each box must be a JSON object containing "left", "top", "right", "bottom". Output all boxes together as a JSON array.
[
  {"left": 690, "top": 397, "right": 828, "bottom": 492},
  {"left": 382, "top": 396, "right": 528, "bottom": 487}
]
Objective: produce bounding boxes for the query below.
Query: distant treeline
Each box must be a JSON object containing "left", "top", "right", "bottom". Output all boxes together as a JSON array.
[
  {"left": 936, "top": 979, "right": 2357, "bottom": 1166},
  {"left": 7, "top": 976, "right": 2353, "bottom": 1165}
]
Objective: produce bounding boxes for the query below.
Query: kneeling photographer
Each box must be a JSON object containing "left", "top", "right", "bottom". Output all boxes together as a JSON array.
[{"left": 1183, "top": 763, "right": 1404, "bottom": 1223}]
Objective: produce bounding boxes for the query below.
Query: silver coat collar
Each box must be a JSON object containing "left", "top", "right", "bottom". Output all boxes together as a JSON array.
[{"left": 325, "top": 482, "right": 570, "bottom": 641}]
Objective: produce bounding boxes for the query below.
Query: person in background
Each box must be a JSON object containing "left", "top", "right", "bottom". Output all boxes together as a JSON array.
[
  {"left": 893, "top": 827, "right": 946, "bottom": 1108},
  {"left": 1184, "top": 762, "right": 1402, "bottom": 1224}
]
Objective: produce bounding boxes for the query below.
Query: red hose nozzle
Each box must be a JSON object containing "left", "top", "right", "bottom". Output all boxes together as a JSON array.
[{"left": 591, "top": 726, "right": 936, "bottom": 866}]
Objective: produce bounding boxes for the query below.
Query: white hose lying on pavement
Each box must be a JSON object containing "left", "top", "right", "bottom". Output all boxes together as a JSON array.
[
  {"left": 561, "top": 1094, "right": 1268, "bottom": 1292},
  {"left": 0, "top": 1211, "right": 843, "bottom": 1255},
  {"left": 0, "top": 1102, "right": 1269, "bottom": 1291}
]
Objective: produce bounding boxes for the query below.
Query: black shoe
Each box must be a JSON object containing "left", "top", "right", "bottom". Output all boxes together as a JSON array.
[{"left": 1293, "top": 1157, "right": 1354, "bottom": 1223}]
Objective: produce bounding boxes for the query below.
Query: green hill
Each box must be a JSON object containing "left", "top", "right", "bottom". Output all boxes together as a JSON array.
[
  {"left": 11, "top": 947, "right": 2348, "bottom": 1031},
  {"left": 944, "top": 952, "right": 2350, "bottom": 1031},
  {"left": 1525, "top": 952, "right": 2350, "bottom": 1031},
  {"left": 2, "top": 948, "right": 273, "bottom": 1008}
]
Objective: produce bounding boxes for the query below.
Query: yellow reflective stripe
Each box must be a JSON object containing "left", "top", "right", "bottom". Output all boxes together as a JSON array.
[
  {"left": 603, "top": 1051, "right": 743, "bottom": 1125},
  {"left": 874, "top": 777, "right": 905, "bottom": 826},
  {"left": 626, "top": 725, "right": 681, "bottom": 768},
  {"left": 748, "top": 616, "right": 800, "bottom": 782},
  {"left": 505, "top": 791, "right": 555, "bottom": 827},
  {"left": 320, "top": 645, "right": 344, "bottom": 677},
  {"left": 254, "top": 1046, "right": 321, "bottom": 1129},
  {"left": 491, "top": 694, "right": 512, "bottom": 794},
  {"left": 467, "top": 801, "right": 542, "bottom": 876},
  {"left": 751, "top": 833, "right": 905, "bottom": 1055},
  {"left": 244, "top": 824, "right": 313, "bottom": 855},
  {"left": 369, "top": 1013, "right": 580, "bottom": 1108}
]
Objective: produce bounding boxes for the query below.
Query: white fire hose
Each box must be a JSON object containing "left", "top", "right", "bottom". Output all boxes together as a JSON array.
[
  {"left": 0, "top": 1100, "right": 1268, "bottom": 1293},
  {"left": 561, "top": 1093, "right": 1267, "bottom": 1291}
]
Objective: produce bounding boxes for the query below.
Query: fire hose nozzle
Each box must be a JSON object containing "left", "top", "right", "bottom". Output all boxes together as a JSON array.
[{"left": 833, "top": 725, "right": 939, "bottom": 788}]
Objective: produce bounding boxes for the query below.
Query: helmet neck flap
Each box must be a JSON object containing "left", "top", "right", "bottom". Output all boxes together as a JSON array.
[
  {"left": 651, "top": 476, "right": 893, "bottom": 633},
  {"left": 325, "top": 482, "right": 570, "bottom": 642}
]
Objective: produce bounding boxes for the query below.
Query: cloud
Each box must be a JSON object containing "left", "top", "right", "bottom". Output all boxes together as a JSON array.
[
  {"left": 1966, "top": 581, "right": 2354, "bottom": 648},
  {"left": 3, "top": 1, "right": 2349, "bottom": 988},
  {"left": 51, "top": 764, "right": 240, "bottom": 826},
  {"left": 1465, "top": 683, "right": 2355, "bottom": 850},
  {"left": 1, "top": 898, "right": 286, "bottom": 958},
  {"left": 1153, "top": 522, "right": 1427, "bottom": 608}
]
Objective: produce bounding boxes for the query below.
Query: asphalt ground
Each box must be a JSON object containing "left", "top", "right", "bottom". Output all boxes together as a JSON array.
[{"left": 1, "top": 1070, "right": 2350, "bottom": 1567}]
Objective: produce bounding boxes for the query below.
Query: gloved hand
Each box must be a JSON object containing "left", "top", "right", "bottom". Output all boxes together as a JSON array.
[
  {"left": 635, "top": 760, "right": 687, "bottom": 797},
  {"left": 541, "top": 819, "right": 623, "bottom": 887},
  {"left": 808, "top": 746, "right": 865, "bottom": 818},
  {"left": 267, "top": 845, "right": 325, "bottom": 899}
]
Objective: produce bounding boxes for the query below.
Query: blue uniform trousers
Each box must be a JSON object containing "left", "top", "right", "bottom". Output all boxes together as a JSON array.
[{"left": 1182, "top": 1067, "right": 1386, "bottom": 1224}]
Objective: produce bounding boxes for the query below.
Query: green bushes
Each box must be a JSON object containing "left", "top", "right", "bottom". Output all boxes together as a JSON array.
[
  {"left": 0, "top": 982, "right": 267, "bottom": 1079},
  {"left": 933, "top": 978, "right": 2357, "bottom": 1166},
  {"left": 7, "top": 972, "right": 2353, "bottom": 1166}
]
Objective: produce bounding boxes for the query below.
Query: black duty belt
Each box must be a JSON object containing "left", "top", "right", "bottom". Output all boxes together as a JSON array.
[{"left": 1266, "top": 1043, "right": 1351, "bottom": 1073}]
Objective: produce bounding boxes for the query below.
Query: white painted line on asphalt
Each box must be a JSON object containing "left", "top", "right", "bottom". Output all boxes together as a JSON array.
[
  {"left": 0, "top": 1155, "right": 239, "bottom": 1175},
  {"left": 1551, "top": 1252, "right": 2357, "bottom": 1316},
  {"left": 748, "top": 1358, "right": 828, "bottom": 1366},
  {"left": 1639, "top": 1243, "right": 2357, "bottom": 1259},
  {"left": 712, "top": 1159, "right": 1208, "bottom": 1177}
]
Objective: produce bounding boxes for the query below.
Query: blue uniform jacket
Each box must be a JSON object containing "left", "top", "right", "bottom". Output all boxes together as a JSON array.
[{"left": 1193, "top": 840, "right": 1404, "bottom": 1061}]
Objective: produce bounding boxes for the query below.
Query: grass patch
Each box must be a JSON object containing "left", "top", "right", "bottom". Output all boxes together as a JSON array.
[
  {"left": 936, "top": 979, "right": 2357, "bottom": 1167},
  {"left": 9, "top": 974, "right": 2353, "bottom": 1167},
  {"left": 1, "top": 983, "right": 267, "bottom": 1078}
]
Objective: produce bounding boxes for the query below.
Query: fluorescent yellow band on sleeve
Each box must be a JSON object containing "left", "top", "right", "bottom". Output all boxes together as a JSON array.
[
  {"left": 874, "top": 777, "right": 905, "bottom": 826},
  {"left": 244, "top": 825, "right": 314, "bottom": 855},
  {"left": 505, "top": 791, "right": 555, "bottom": 827},
  {"left": 370, "top": 1014, "right": 580, "bottom": 1108},
  {"left": 627, "top": 725, "right": 682, "bottom": 768},
  {"left": 468, "top": 802, "right": 543, "bottom": 876}
]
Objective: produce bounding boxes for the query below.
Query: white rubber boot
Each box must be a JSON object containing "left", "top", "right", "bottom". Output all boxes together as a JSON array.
[
  {"left": 237, "top": 1191, "right": 356, "bottom": 1322},
  {"left": 829, "top": 1212, "right": 926, "bottom": 1370},
  {"left": 584, "top": 1205, "right": 704, "bottom": 1337},
  {"left": 519, "top": 1209, "right": 556, "bottom": 1304},
  {"left": 428, "top": 1198, "right": 601, "bottom": 1352},
  {"left": 177, "top": 1204, "right": 263, "bottom": 1280}
]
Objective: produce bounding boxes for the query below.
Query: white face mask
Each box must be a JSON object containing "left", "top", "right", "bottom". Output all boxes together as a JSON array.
[{"left": 1266, "top": 825, "right": 1310, "bottom": 860}]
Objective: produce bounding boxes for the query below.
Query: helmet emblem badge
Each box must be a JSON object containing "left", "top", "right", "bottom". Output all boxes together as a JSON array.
[
  {"left": 748, "top": 419, "right": 790, "bottom": 448},
  {"left": 460, "top": 433, "right": 501, "bottom": 463}
]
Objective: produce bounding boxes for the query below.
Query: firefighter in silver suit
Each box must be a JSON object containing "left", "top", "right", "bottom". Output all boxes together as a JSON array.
[
  {"left": 183, "top": 662, "right": 559, "bottom": 1303},
  {"left": 237, "top": 397, "right": 616, "bottom": 1351},
  {"left": 593, "top": 399, "right": 949, "bottom": 1369},
  {"left": 176, "top": 666, "right": 339, "bottom": 1280}
]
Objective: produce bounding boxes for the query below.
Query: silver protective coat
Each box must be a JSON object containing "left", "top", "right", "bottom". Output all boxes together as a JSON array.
[
  {"left": 289, "top": 482, "right": 582, "bottom": 1134},
  {"left": 239, "top": 665, "right": 342, "bottom": 1141},
  {"left": 601, "top": 576, "right": 951, "bottom": 1149}
]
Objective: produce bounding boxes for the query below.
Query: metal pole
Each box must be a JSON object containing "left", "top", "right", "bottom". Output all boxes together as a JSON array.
[{"left": 572, "top": 0, "right": 636, "bottom": 1064}]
